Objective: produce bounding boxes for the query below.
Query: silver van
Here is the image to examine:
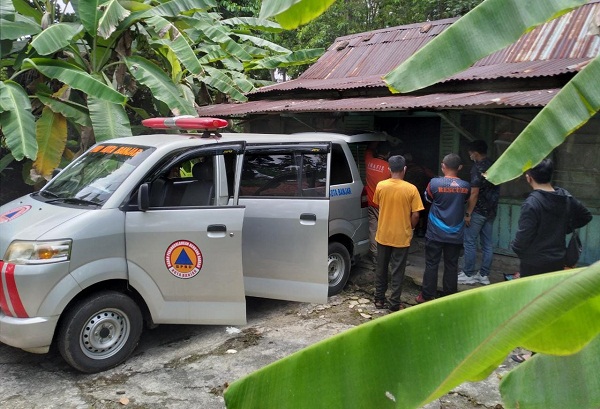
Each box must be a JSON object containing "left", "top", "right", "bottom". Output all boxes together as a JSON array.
[{"left": 0, "top": 121, "right": 383, "bottom": 372}]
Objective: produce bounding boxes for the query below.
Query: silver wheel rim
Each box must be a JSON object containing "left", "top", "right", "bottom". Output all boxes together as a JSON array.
[
  {"left": 328, "top": 253, "right": 345, "bottom": 286},
  {"left": 79, "top": 308, "right": 131, "bottom": 360}
]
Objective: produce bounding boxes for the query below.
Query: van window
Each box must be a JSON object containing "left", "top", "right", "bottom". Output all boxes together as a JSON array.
[
  {"left": 149, "top": 155, "right": 216, "bottom": 207},
  {"left": 330, "top": 144, "right": 352, "bottom": 185},
  {"left": 240, "top": 152, "right": 327, "bottom": 197},
  {"left": 42, "top": 144, "right": 154, "bottom": 206}
]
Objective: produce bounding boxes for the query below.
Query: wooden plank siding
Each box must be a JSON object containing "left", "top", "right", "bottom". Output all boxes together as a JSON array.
[{"left": 493, "top": 200, "right": 599, "bottom": 266}]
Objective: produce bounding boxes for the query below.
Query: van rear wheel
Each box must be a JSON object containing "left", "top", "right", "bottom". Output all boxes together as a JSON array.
[
  {"left": 328, "top": 242, "right": 351, "bottom": 296},
  {"left": 57, "top": 291, "right": 143, "bottom": 373}
]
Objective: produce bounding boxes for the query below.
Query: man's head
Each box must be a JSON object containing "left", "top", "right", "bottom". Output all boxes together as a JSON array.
[
  {"left": 467, "top": 140, "right": 488, "bottom": 161},
  {"left": 441, "top": 153, "right": 462, "bottom": 174},
  {"left": 388, "top": 155, "right": 406, "bottom": 174},
  {"left": 526, "top": 158, "right": 553, "bottom": 185},
  {"left": 376, "top": 142, "right": 392, "bottom": 159}
]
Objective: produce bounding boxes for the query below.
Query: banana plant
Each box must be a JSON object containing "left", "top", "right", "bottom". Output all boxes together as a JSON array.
[
  {"left": 0, "top": 0, "right": 323, "bottom": 183},
  {"left": 224, "top": 263, "right": 600, "bottom": 409}
]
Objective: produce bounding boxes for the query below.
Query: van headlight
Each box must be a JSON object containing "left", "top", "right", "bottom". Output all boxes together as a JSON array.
[{"left": 4, "top": 240, "right": 72, "bottom": 264}]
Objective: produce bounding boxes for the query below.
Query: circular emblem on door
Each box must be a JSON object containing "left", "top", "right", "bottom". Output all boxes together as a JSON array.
[
  {"left": 165, "top": 240, "right": 203, "bottom": 279},
  {"left": 0, "top": 205, "right": 32, "bottom": 224}
]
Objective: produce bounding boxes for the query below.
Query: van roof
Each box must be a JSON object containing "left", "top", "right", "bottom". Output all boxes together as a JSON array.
[{"left": 100, "top": 131, "right": 387, "bottom": 150}]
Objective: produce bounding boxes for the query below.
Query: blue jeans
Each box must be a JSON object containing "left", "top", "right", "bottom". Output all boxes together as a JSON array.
[{"left": 463, "top": 212, "right": 493, "bottom": 277}]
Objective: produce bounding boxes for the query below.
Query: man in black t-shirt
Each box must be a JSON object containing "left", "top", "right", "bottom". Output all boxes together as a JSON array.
[{"left": 458, "top": 140, "right": 500, "bottom": 286}]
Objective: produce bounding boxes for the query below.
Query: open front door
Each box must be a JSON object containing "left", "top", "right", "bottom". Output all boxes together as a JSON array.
[
  {"left": 238, "top": 143, "right": 330, "bottom": 304},
  {"left": 125, "top": 143, "right": 247, "bottom": 325}
]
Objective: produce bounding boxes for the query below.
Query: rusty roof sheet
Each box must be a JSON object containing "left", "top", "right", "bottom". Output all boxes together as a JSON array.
[
  {"left": 196, "top": 89, "right": 560, "bottom": 117},
  {"left": 251, "top": 1, "right": 600, "bottom": 95}
]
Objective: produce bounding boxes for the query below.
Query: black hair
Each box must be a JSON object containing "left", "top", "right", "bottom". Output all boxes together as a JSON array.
[
  {"left": 377, "top": 142, "right": 392, "bottom": 156},
  {"left": 527, "top": 158, "right": 553, "bottom": 184},
  {"left": 442, "top": 153, "right": 462, "bottom": 170},
  {"left": 388, "top": 155, "right": 406, "bottom": 172},
  {"left": 467, "top": 140, "right": 488, "bottom": 155}
]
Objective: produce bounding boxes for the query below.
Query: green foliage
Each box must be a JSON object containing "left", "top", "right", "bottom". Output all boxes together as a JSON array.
[
  {"left": 1, "top": 0, "right": 319, "bottom": 182},
  {"left": 225, "top": 264, "right": 600, "bottom": 409},
  {"left": 485, "top": 55, "right": 600, "bottom": 184}
]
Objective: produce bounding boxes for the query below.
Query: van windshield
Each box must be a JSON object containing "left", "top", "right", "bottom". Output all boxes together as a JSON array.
[{"left": 41, "top": 144, "right": 154, "bottom": 206}]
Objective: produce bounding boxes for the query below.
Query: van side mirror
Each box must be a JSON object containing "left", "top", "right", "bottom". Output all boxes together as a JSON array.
[{"left": 138, "top": 183, "right": 150, "bottom": 211}]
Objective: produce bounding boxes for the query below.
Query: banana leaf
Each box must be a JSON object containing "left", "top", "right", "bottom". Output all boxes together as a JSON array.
[
  {"left": 71, "top": 0, "right": 106, "bottom": 36},
  {"left": 235, "top": 34, "right": 291, "bottom": 54},
  {"left": 30, "top": 23, "right": 83, "bottom": 55},
  {"left": 87, "top": 96, "right": 133, "bottom": 142},
  {"left": 36, "top": 92, "right": 92, "bottom": 128},
  {"left": 182, "top": 16, "right": 233, "bottom": 44},
  {"left": 485, "top": 55, "right": 600, "bottom": 184},
  {"left": 220, "top": 39, "right": 253, "bottom": 62},
  {"left": 222, "top": 17, "right": 283, "bottom": 33},
  {"left": 33, "top": 107, "right": 67, "bottom": 179},
  {"left": 259, "top": 0, "right": 337, "bottom": 30},
  {"left": 0, "top": 152, "right": 14, "bottom": 173},
  {"left": 23, "top": 58, "right": 127, "bottom": 105},
  {"left": 124, "top": 55, "right": 197, "bottom": 116},
  {"left": 146, "top": 15, "right": 203, "bottom": 75},
  {"left": 224, "top": 263, "right": 600, "bottom": 409},
  {"left": 245, "top": 48, "right": 324, "bottom": 70},
  {"left": 0, "top": 15, "right": 41, "bottom": 40},
  {"left": 201, "top": 67, "right": 247, "bottom": 102},
  {"left": 382, "top": 0, "right": 589, "bottom": 93},
  {"left": 97, "top": 0, "right": 131, "bottom": 39},
  {"left": 144, "top": 0, "right": 216, "bottom": 18},
  {"left": 500, "top": 334, "right": 600, "bottom": 409},
  {"left": 0, "top": 81, "right": 37, "bottom": 161},
  {"left": 0, "top": 1, "right": 14, "bottom": 19}
]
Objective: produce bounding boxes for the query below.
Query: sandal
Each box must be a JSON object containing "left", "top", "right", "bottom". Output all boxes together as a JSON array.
[
  {"left": 511, "top": 353, "right": 534, "bottom": 363},
  {"left": 374, "top": 300, "right": 386, "bottom": 309}
]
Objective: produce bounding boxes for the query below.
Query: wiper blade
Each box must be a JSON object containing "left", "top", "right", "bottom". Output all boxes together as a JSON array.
[
  {"left": 47, "top": 197, "right": 101, "bottom": 207},
  {"left": 39, "top": 190, "right": 59, "bottom": 198}
]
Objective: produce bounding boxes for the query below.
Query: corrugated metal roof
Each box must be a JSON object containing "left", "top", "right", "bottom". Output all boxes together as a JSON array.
[
  {"left": 251, "top": 1, "right": 600, "bottom": 95},
  {"left": 196, "top": 89, "right": 560, "bottom": 117}
]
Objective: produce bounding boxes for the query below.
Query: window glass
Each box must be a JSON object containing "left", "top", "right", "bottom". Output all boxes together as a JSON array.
[
  {"left": 241, "top": 152, "right": 327, "bottom": 198},
  {"left": 330, "top": 144, "right": 352, "bottom": 185},
  {"left": 41, "top": 144, "right": 154, "bottom": 206},
  {"left": 149, "top": 155, "right": 216, "bottom": 207}
]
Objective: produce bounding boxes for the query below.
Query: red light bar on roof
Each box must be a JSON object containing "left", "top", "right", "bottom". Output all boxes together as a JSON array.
[{"left": 142, "top": 116, "right": 228, "bottom": 130}]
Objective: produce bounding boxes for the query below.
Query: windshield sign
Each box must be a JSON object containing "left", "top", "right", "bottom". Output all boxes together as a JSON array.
[{"left": 41, "top": 144, "right": 154, "bottom": 206}]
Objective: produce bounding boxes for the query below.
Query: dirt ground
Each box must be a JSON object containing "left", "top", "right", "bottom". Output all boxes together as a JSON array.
[{"left": 0, "top": 249, "right": 519, "bottom": 409}]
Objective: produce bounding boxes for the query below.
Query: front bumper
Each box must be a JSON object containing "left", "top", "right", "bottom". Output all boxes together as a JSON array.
[{"left": 0, "top": 311, "right": 58, "bottom": 353}]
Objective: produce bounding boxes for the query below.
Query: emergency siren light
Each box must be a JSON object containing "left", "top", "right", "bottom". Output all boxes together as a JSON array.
[{"left": 142, "top": 116, "right": 228, "bottom": 138}]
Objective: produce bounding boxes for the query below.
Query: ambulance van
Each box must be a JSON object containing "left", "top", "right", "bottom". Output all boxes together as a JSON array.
[{"left": 0, "top": 117, "right": 384, "bottom": 372}]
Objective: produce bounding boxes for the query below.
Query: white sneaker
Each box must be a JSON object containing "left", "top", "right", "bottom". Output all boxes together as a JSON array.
[
  {"left": 457, "top": 271, "right": 478, "bottom": 285},
  {"left": 478, "top": 275, "right": 490, "bottom": 285}
]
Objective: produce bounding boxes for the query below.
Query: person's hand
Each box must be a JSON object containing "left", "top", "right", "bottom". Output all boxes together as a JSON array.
[{"left": 464, "top": 214, "right": 471, "bottom": 227}]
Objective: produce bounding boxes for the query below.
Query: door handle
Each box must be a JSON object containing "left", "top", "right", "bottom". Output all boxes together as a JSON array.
[
  {"left": 207, "top": 224, "right": 228, "bottom": 238},
  {"left": 300, "top": 213, "right": 317, "bottom": 225}
]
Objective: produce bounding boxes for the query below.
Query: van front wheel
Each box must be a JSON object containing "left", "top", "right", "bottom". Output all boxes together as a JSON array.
[
  {"left": 57, "top": 291, "right": 143, "bottom": 373},
  {"left": 328, "top": 242, "right": 351, "bottom": 296}
]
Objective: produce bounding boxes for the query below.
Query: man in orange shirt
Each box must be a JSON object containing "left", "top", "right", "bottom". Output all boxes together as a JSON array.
[
  {"left": 373, "top": 155, "right": 424, "bottom": 312},
  {"left": 365, "top": 141, "right": 391, "bottom": 262}
]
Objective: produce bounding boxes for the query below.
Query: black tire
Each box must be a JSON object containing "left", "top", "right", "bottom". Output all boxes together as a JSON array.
[
  {"left": 57, "top": 291, "right": 143, "bottom": 373},
  {"left": 328, "top": 242, "right": 351, "bottom": 296}
]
